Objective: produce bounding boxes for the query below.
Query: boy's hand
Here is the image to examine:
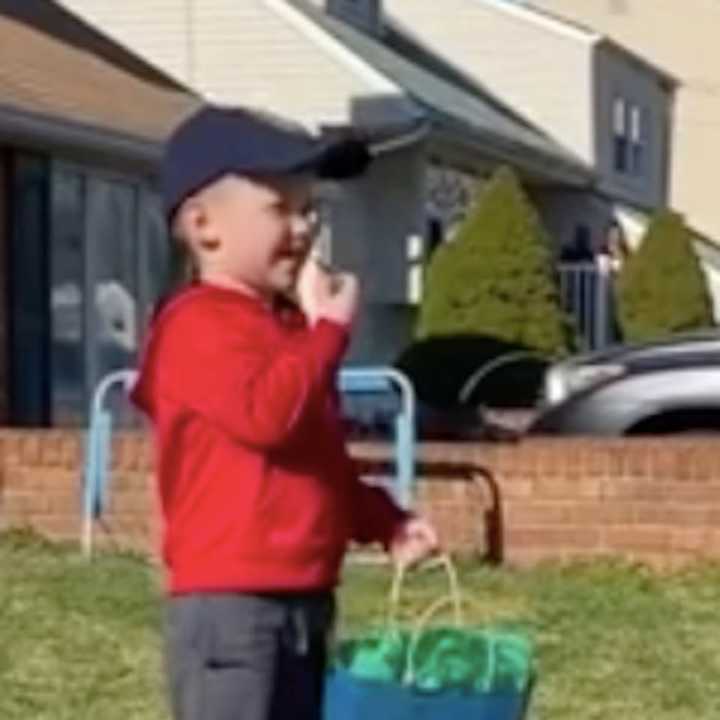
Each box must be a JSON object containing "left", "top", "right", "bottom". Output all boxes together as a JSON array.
[
  {"left": 317, "top": 271, "right": 359, "bottom": 326},
  {"left": 297, "top": 258, "right": 359, "bottom": 327},
  {"left": 390, "top": 516, "right": 440, "bottom": 570},
  {"left": 296, "top": 256, "right": 324, "bottom": 325}
]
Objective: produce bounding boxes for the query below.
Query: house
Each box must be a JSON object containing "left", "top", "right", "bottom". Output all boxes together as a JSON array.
[
  {"left": 530, "top": 0, "right": 720, "bottom": 245},
  {"left": 0, "top": 0, "right": 198, "bottom": 427},
  {"left": 58, "top": 0, "right": 602, "bottom": 363},
  {"left": 526, "top": 0, "right": 720, "bottom": 320},
  {"left": 384, "top": 0, "right": 676, "bottom": 256}
]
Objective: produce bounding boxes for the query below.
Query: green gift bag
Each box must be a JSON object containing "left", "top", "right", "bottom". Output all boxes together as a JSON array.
[{"left": 324, "top": 555, "right": 534, "bottom": 720}]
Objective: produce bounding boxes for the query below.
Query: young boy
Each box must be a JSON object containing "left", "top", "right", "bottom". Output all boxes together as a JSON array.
[{"left": 132, "top": 105, "right": 438, "bottom": 720}]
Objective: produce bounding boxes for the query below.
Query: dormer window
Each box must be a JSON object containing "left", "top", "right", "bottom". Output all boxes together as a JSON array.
[{"left": 613, "top": 95, "right": 648, "bottom": 178}]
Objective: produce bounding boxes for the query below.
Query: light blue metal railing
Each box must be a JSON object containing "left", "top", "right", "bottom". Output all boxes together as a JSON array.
[
  {"left": 82, "top": 369, "right": 138, "bottom": 557},
  {"left": 82, "top": 366, "right": 416, "bottom": 558},
  {"left": 337, "top": 366, "right": 416, "bottom": 509}
]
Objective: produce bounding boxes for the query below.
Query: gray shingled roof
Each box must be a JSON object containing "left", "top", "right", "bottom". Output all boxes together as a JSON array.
[{"left": 288, "top": 0, "right": 593, "bottom": 185}]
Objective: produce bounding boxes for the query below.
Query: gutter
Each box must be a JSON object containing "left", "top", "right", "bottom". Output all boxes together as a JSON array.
[{"left": 0, "top": 103, "right": 166, "bottom": 166}]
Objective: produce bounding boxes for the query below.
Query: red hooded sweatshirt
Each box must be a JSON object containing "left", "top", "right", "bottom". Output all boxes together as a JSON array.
[{"left": 132, "top": 283, "right": 406, "bottom": 595}]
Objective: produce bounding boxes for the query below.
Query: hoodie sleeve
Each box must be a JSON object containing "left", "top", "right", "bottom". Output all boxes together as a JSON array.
[
  {"left": 350, "top": 472, "right": 409, "bottom": 549},
  {"left": 319, "top": 385, "right": 408, "bottom": 548},
  {"left": 132, "top": 302, "right": 348, "bottom": 450},
  {"left": 328, "top": 417, "right": 408, "bottom": 547}
]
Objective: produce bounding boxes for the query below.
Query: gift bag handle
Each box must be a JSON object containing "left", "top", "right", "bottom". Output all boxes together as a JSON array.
[
  {"left": 403, "top": 593, "right": 497, "bottom": 689},
  {"left": 387, "top": 554, "right": 463, "bottom": 634}
]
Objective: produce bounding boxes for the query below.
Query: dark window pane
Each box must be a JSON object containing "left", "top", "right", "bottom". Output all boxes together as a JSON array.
[
  {"left": 9, "top": 155, "right": 50, "bottom": 426},
  {"left": 86, "top": 177, "right": 139, "bottom": 425},
  {"left": 0, "top": 150, "right": 10, "bottom": 424},
  {"left": 50, "top": 167, "right": 86, "bottom": 426},
  {"left": 630, "top": 142, "right": 644, "bottom": 177},
  {"left": 614, "top": 136, "right": 628, "bottom": 173},
  {"left": 139, "top": 189, "right": 170, "bottom": 332},
  {"left": 427, "top": 217, "right": 443, "bottom": 256}
]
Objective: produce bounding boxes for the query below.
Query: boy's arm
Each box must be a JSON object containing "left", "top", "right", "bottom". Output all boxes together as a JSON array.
[
  {"left": 350, "top": 473, "right": 409, "bottom": 548},
  {"left": 350, "top": 472, "right": 440, "bottom": 565},
  {"left": 337, "top": 442, "right": 438, "bottom": 561},
  {"left": 141, "top": 306, "right": 348, "bottom": 449},
  {"left": 325, "top": 385, "right": 408, "bottom": 548}
]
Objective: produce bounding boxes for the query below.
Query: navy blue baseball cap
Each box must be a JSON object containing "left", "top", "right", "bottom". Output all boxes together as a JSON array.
[{"left": 161, "top": 104, "right": 372, "bottom": 221}]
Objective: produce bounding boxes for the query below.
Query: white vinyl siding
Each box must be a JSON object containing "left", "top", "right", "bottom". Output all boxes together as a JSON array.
[
  {"left": 534, "top": 0, "right": 720, "bottom": 242},
  {"left": 385, "top": 0, "right": 597, "bottom": 163},
  {"left": 59, "top": 0, "right": 411, "bottom": 129}
]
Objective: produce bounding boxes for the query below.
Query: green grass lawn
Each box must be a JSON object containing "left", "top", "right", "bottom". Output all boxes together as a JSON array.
[{"left": 2, "top": 530, "right": 720, "bottom": 719}]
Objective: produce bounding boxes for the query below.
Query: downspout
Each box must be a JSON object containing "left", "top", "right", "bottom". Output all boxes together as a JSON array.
[{"left": 367, "top": 119, "right": 431, "bottom": 157}]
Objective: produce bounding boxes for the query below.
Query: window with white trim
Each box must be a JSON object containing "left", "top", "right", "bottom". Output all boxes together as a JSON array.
[{"left": 613, "top": 96, "right": 648, "bottom": 178}]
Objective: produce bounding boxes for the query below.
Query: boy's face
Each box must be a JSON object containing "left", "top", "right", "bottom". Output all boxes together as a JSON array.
[{"left": 188, "top": 173, "right": 317, "bottom": 296}]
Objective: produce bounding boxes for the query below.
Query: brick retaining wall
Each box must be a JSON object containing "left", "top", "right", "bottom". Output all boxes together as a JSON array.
[{"left": 1, "top": 431, "right": 719, "bottom": 569}]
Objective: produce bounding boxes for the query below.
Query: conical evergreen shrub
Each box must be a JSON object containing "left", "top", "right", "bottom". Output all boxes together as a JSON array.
[
  {"left": 616, "top": 210, "right": 713, "bottom": 342},
  {"left": 417, "top": 166, "right": 572, "bottom": 356}
]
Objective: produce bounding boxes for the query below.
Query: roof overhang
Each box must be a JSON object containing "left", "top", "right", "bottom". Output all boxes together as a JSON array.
[
  {"left": 429, "top": 111, "right": 595, "bottom": 188},
  {"left": 0, "top": 103, "right": 164, "bottom": 166}
]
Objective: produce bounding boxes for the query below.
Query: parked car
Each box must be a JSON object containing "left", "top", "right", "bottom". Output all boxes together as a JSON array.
[{"left": 530, "top": 330, "right": 720, "bottom": 436}]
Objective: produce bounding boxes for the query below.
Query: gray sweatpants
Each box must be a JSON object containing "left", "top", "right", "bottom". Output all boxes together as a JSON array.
[{"left": 165, "top": 592, "right": 335, "bottom": 720}]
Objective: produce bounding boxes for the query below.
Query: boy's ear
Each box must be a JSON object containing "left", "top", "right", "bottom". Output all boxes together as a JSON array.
[{"left": 185, "top": 198, "right": 221, "bottom": 251}]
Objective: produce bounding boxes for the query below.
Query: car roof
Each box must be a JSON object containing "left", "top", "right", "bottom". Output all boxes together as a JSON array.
[{"left": 569, "top": 329, "right": 720, "bottom": 366}]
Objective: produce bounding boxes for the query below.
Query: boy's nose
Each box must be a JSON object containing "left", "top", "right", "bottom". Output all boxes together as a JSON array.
[{"left": 291, "top": 214, "right": 310, "bottom": 236}]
